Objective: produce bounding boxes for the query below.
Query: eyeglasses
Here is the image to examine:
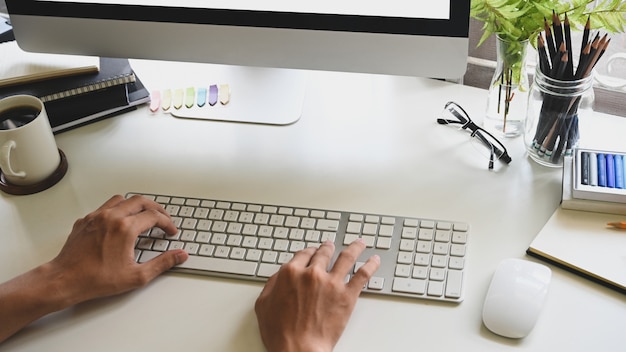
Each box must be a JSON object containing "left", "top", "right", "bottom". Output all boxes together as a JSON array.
[{"left": 437, "top": 101, "right": 512, "bottom": 170}]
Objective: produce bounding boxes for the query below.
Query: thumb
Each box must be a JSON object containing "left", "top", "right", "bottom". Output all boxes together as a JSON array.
[{"left": 142, "top": 249, "right": 188, "bottom": 279}]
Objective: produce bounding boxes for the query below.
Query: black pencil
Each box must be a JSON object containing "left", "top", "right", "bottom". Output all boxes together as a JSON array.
[
  {"left": 552, "top": 49, "right": 568, "bottom": 79},
  {"left": 576, "top": 34, "right": 601, "bottom": 79},
  {"left": 564, "top": 14, "right": 574, "bottom": 79},
  {"left": 582, "top": 34, "right": 608, "bottom": 79},
  {"left": 581, "top": 16, "right": 591, "bottom": 58},
  {"left": 552, "top": 11, "right": 563, "bottom": 52},
  {"left": 575, "top": 42, "right": 591, "bottom": 79},
  {"left": 551, "top": 42, "right": 567, "bottom": 78},
  {"left": 544, "top": 17, "right": 557, "bottom": 61},
  {"left": 597, "top": 38, "right": 611, "bottom": 62},
  {"left": 538, "top": 35, "right": 551, "bottom": 75}
]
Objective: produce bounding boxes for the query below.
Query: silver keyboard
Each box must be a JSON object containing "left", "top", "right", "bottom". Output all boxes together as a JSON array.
[{"left": 129, "top": 192, "right": 469, "bottom": 303}]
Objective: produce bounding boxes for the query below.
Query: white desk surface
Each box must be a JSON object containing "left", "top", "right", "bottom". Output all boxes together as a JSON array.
[{"left": 2, "top": 60, "right": 626, "bottom": 351}]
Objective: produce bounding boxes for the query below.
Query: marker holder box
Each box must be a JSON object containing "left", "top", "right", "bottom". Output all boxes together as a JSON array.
[{"left": 573, "top": 148, "right": 626, "bottom": 204}]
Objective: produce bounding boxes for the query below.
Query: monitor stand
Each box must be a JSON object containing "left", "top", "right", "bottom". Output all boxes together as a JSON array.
[{"left": 150, "top": 63, "right": 307, "bottom": 125}]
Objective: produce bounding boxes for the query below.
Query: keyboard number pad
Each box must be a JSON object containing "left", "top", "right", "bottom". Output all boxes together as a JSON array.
[{"left": 391, "top": 219, "right": 467, "bottom": 300}]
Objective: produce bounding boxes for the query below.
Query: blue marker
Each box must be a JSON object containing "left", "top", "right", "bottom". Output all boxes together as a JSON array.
[
  {"left": 615, "top": 154, "right": 624, "bottom": 189},
  {"left": 615, "top": 154, "right": 625, "bottom": 189},
  {"left": 622, "top": 154, "right": 626, "bottom": 189},
  {"left": 606, "top": 154, "right": 615, "bottom": 188},
  {"left": 597, "top": 153, "right": 606, "bottom": 187},
  {"left": 622, "top": 155, "right": 626, "bottom": 189}
]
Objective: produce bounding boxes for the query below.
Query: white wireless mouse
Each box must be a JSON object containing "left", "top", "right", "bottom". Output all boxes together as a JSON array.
[{"left": 482, "top": 258, "right": 551, "bottom": 339}]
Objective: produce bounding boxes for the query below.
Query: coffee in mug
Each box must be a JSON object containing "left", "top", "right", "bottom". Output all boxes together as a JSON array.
[
  {"left": 0, "top": 105, "right": 41, "bottom": 130},
  {"left": 0, "top": 95, "right": 62, "bottom": 186}
]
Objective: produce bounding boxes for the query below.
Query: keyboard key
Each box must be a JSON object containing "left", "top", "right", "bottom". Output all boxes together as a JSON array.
[
  {"left": 153, "top": 239, "right": 169, "bottom": 251},
  {"left": 137, "top": 238, "right": 153, "bottom": 250},
  {"left": 445, "top": 270, "right": 463, "bottom": 298},
  {"left": 199, "top": 244, "right": 215, "bottom": 256},
  {"left": 316, "top": 219, "right": 339, "bottom": 231},
  {"left": 184, "top": 243, "right": 200, "bottom": 255},
  {"left": 376, "top": 237, "right": 392, "bottom": 249},
  {"left": 379, "top": 224, "right": 394, "bottom": 237},
  {"left": 428, "top": 281, "right": 444, "bottom": 296},
  {"left": 397, "top": 252, "right": 413, "bottom": 264},
  {"left": 412, "top": 267, "right": 428, "bottom": 279},
  {"left": 449, "top": 257, "right": 464, "bottom": 270},
  {"left": 278, "top": 252, "right": 294, "bottom": 264},
  {"left": 214, "top": 246, "right": 230, "bottom": 258},
  {"left": 393, "top": 277, "right": 426, "bottom": 295},
  {"left": 262, "top": 251, "right": 278, "bottom": 263},
  {"left": 368, "top": 277, "right": 385, "bottom": 290},
  {"left": 246, "top": 249, "right": 262, "bottom": 261},
  {"left": 361, "top": 235, "right": 375, "bottom": 247},
  {"left": 257, "top": 263, "right": 281, "bottom": 277},
  {"left": 344, "top": 234, "right": 359, "bottom": 245},
  {"left": 178, "top": 255, "right": 258, "bottom": 276},
  {"left": 395, "top": 264, "right": 411, "bottom": 277}
]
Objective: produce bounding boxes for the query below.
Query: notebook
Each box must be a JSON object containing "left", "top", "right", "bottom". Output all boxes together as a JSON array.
[
  {"left": 49, "top": 74, "right": 150, "bottom": 133},
  {"left": 0, "top": 56, "right": 135, "bottom": 103},
  {"left": 527, "top": 207, "right": 626, "bottom": 294},
  {"left": 0, "top": 56, "right": 149, "bottom": 133}
]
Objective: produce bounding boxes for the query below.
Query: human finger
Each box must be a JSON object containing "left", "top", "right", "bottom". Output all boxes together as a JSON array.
[
  {"left": 113, "top": 194, "right": 171, "bottom": 218},
  {"left": 128, "top": 208, "right": 178, "bottom": 238},
  {"left": 346, "top": 254, "right": 380, "bottom": 293},
  {"left": 256, "top": 270, "right": 279, "bottom": 302},
  {"left": 96, "top": 194, "right": 126, "bottom": 211},
  {"left": 329, "top": 239, "right": 366, "bottom": 278},
  {"left": 285, "top": 246, "right": 318, "bottom": 268},
  {"left": 137, "top": 249, "right": 188, "bottom": 285},
  {"left": 307, "top": 241, "right": 335, "bottom": 269}
]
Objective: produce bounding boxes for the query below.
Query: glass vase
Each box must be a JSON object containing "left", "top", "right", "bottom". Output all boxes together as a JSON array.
[
  {"left": 483, "top": 35, "right": 530, "bottom": 138},
  {"left": 524, "top": 66, "right": 595, "bottom": 167}
]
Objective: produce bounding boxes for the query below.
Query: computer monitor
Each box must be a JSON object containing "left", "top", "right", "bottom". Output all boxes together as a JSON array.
[{"left": 6, "top": 0, "right": 470, "bottom": 124}]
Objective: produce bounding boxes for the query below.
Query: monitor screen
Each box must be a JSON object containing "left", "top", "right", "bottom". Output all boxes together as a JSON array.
[
  {"left": 6, "top": 0, "right": 469, "bottom": 78},
  {"left": 6, "top": 0, "right": 470, "bottom": 124}
]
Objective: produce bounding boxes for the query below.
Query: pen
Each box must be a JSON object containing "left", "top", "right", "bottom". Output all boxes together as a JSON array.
[
  {"left": 597, "top": 153, "right": 607, "bottom": 187},
  {"left": 606, "top": 153, "right": 615, "bottom": 188},
  {"left": 607, "top": 222, "right": 626, "bottom": 229}
]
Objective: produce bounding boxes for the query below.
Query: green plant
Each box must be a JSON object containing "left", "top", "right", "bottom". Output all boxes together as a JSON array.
[{"left": 471, "top": 0, "right": 626, "bottom": 46}]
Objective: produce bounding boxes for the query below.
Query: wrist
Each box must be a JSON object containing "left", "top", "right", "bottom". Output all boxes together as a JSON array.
[
  {"left": 37, "top": 260, "right": 86, "bottom": 310},
  {"left": 0, "top": 262, "right": 78, "bottom": 342}
]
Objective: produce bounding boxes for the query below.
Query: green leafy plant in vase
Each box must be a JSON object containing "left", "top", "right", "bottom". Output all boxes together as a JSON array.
[{"left": 470, "top": 0, "right": 626, "bottom": 137}]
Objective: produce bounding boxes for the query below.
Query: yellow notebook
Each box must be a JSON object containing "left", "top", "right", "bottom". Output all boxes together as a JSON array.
[{"left": 0, "top": 40, "right": 99, "bottom": 88}]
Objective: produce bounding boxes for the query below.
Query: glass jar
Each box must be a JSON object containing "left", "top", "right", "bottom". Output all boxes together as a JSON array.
[
  {"left": 524, "top": 67, "right": 595, "bottom": 167},
  {"left": 483, "top": 35, "right": 530, "bottom": 138}
]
